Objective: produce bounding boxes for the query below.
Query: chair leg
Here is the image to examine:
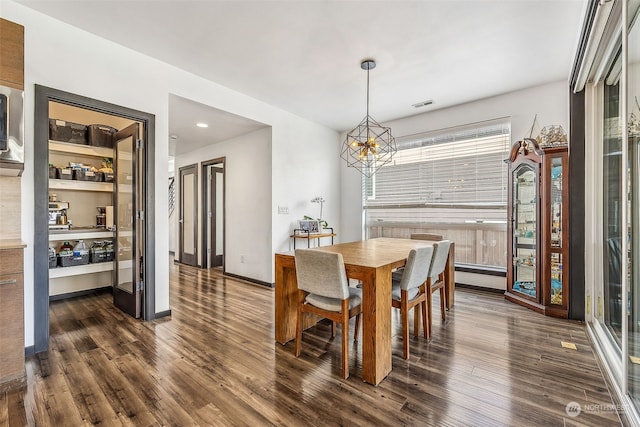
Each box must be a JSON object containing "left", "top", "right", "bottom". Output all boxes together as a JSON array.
[
  {"left": 421, "top": 300, "right": 428, "bottom": 339},
  {"left": 341, "top": 300, "right": 349, "bottom": 379},
  {"left": 413, "top": 305, "right": 420, "bottom": 337},
  {"left": 440, "top": 287, "right": 446, "bottom": 321},
  {"left": 354, "top": 313, "right": 361, "bottom": 341},
  {"left": 331, "top": 321, "right": 336, "bottom": 338},
  {"left": 426, "top": 283, "right": 433, "bottom": 338},
  {"left": 401, "top": 290, "right": 410, "bottom": 360},
  {"left": 295, "top": 301, "right": 304, "bottom": 358}
]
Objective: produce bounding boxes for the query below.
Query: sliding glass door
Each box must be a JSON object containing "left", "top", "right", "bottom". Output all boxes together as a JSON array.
[
  {"left": 627, "top": 0, "right": 640, "bottom": 407},
  {"left": 602, "top": 53, "right": 623, "bottom": 345}
]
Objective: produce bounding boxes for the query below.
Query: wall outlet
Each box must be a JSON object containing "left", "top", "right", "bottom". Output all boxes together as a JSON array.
[
  {"left": 240, "top": 255, "right": 245, "bottom": 263},
  {"left": 278, "top": 206, "right": 289, "bottom": 215}
]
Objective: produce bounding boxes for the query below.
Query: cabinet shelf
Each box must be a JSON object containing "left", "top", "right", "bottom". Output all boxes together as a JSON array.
[
  {"left": 49, "top": 230, "right": 114, "bottom": 241},
  {"left": 49, "top": 179, "right": 113, "bottom": 192},
  {"left": 49, "top": 262, "right": 113, "bottom": 279},
  {"left": 49, "top": 140, "right": 113, "bottom": 158}
]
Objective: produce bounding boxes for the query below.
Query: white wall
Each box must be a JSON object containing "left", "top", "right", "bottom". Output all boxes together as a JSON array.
[
  {"left": 175, "top": 127, "right": 273, "bottom": 283},
  {"left": 340, "top": 80, "right": 570, "bottom": 288},
  {"left": 3, "top": 1, "right": 341, "bottom": 347}
]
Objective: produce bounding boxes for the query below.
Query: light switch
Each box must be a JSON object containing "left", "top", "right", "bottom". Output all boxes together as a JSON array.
[{"left": 278, "top": 206, "right": 289, "bottom": 214}]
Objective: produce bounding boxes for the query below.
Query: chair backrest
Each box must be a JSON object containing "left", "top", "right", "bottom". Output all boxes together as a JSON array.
[
  {"left": 428, "top": 240, "right": 451, "bottom": 281},
  {"left": 411, "top": 233, "right": 443, "bottom": 241},
  {"left": 399, "top": 246, "right": 435, "bottom": 291},
  {"left": 295, "top": 249, "right": 350, "bottom": 299}
]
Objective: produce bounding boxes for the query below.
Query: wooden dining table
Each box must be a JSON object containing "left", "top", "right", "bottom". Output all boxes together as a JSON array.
[{"left": 274, "top": 237, "right": 455, "bottom": 385}]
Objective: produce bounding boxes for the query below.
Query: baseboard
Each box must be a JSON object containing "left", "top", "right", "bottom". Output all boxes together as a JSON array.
[
  {"left": 24, "top": 345, "right": 35, "bottom": 357},
  {"left": 224, "top": 272, "right": 274, "bottom": 288},
  {"left": 155, "top": 309, "right": 172, "bottom": 319},
  {"left": 49, "top": 286, "right": 112, "bottom": 302},
  {"left": 455, "top": 264, "right": 506, "bottom": 277},
  {"left": 456, "top": 283, "right": 505, "bottom": 294}
]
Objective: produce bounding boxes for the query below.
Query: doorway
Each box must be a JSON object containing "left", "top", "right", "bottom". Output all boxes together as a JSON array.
[
  {"left": 178, "top": 164, "right": 198, "bottom": 266},
  {"left": 33, "top": 85, "right": 156, "bottom": 353},
  {"left": 202, "top": 158, "right": 225, "bottom": 270}
]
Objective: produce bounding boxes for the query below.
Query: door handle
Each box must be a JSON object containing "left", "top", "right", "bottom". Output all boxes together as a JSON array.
[
  {"left": 0, "top": 278, "right": 17, "bottom": 286},
  {"left": 178, "top": 219, "right": 184, "bottom": 223}
]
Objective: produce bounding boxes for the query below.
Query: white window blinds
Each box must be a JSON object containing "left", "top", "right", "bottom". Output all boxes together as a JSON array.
[{"left": 364, "top": 119, "right": 511, "bottom": 208}]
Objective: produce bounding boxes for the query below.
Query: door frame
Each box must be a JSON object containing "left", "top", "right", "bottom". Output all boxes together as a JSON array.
[
  {"left": 34, "top": 85, "right": 156, "bottom": 353},
  {"left": 178, "top": 164, "right": 198, "bottom": 266},
  {"left": 201, "top": 157, "right": 226, "bottom": 272}
]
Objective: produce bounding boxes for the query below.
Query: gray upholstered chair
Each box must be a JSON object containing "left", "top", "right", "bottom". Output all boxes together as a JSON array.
[
  {"left": 425, "top": 240, "right": 452, "bottom": 337},
  {"left": 391, "top": 245, "right": 435, "bottom": 359},
  {"left": 294, "top": 249, "right": 362, "bottom": 379},
  {"left": 410, "top": 233, "right": 443, "bottom": 241}
]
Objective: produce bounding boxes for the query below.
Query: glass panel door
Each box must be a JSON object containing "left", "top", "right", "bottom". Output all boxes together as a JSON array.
[
  {"left": 627, "top": 0, "right": 640, "bottom": 407},
  {"left": 602, "top": 51, "right": 623, "bottom": 344},
  {"left": 512, "top": 164, "right": 537, "bottom": 298},
  {"left": 113, "top": 123, "right": 141, "bottom": 318},
  {"left": 550, "top": 156, "right": 563, "bottom": 305}
]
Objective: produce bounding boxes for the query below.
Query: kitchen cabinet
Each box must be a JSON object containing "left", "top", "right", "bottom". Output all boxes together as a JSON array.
[
  {"left": 0, "top": 18, "right": 24, "bottom": 90},
  {"left": 0, "top": 244, "right": 25, "bottom": 391},
  {"left": 505, "top": 138, "right": 569, "bottom": 318}
]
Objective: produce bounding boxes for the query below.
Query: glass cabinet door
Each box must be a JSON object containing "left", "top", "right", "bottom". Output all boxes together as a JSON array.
[
  {"left": 512, "top": 164, "right": 537, "bottom": 298},
  {"left": 550, "top": 156, "right": 563, "bottom": 305}
]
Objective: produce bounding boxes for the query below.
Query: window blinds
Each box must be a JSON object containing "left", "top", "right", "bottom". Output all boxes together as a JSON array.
[{"left": 363, "top": 119, "right": 511, "bottom": 222}]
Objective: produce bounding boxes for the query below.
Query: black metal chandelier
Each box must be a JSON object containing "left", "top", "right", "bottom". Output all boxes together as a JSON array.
[{"left": 341, "top": 59, "right": 396, "bottom": 178}]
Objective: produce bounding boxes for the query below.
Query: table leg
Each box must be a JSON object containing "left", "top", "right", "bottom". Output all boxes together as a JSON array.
[
  {"left": 443, "top": 243, "right": 455, "bottom": 309},
  {"left": 360, "top": 266, "right": 393, "bottom": 385}
]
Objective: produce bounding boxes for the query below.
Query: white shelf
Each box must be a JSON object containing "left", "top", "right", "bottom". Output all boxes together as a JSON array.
[
  {"left": 49, "top": 179, "right": 113, "bottom": 192},
  {"left": 49, "top": 230, "right": 114, "bottom": 241},
  {"left": 49, "top": 262, "right": 113, "bottom": 279},
  {"left": 49, "top": 140, "right": 113, "bottom": 158}
]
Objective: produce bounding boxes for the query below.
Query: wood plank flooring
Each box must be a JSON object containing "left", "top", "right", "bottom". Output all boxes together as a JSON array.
[{"left": 2, "top": 260, "right": 624, "bottom": 426}]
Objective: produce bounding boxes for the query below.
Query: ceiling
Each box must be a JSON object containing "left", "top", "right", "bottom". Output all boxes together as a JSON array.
[{"left": 17, "top": 0, "right": 587, "bottom": 149}]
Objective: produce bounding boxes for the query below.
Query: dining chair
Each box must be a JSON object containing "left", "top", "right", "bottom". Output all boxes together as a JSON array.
[
  {"left": 425, "top": 240, "right": 452, "bottom": 337},
  {"left": 390, "top": 245, "right": 435, "bottom": 360},
  {"left": 410, "top": 233, "right": 443, "bottom": 241},
  {"left": 391, "top": 232, "right": 444, "bottom": 294},
  {"left": 294, "top": 249, "right": 362, "bottom": 379}
]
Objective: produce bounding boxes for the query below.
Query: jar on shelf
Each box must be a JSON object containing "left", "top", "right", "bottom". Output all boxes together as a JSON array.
[{"left": 59, "top": 241, "right": 73, "bottom": 254}]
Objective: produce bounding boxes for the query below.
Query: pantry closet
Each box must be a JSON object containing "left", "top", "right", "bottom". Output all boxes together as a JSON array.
[{"left": 33, "top": 85, "right": 156, "bottom": 353}]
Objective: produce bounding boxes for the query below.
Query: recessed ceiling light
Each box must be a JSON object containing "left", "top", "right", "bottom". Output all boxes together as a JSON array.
[{"left": 196, "top": 122, "right": 209, "bottom": 128}]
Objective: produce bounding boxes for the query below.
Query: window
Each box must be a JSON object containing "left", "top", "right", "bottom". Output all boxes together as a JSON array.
[{"left": 363, "top": 119, "right": 510, "bottom": 268}]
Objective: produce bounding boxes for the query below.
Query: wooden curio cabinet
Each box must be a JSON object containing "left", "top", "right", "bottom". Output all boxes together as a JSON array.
[{"left": 505, "top": 138, "right": 569, "bottom": 318}]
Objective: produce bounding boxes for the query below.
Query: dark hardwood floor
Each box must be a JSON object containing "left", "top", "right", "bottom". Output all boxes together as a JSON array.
[{"left": 1, "top": 259, "right": 623, "bottom": 426}]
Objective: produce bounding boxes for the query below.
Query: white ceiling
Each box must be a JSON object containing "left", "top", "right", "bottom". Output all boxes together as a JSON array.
[
  {"left": 17, "top": 0, "right": 587, "bottom": 147},
  {"left": 168, "top": 95, "right": 268, "bottom": 155}
]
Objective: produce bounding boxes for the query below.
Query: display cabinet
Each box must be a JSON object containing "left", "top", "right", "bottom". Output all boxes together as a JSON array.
[{"left": 505, "top": 138, "right": 569, "bottom": 317}]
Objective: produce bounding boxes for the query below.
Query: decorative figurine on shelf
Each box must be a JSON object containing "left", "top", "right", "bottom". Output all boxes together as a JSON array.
[{"left": 306, "top": 196, "right": 328, "bottom": 229}]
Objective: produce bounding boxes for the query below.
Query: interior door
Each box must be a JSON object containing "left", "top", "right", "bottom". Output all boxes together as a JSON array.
[
  {"left": 208, "top": 165, "right": 224, "bottom": 267},
  {"left": 114, "top": 123, "right": 143, "bottom": 318},
  {"left": 179, "top": 164, "right": 198, "bottom": 266}
]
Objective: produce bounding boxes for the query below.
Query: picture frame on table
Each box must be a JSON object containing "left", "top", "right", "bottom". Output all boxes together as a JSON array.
[{"left": 298, "top": 219, "right": 321, "bottom": 234}]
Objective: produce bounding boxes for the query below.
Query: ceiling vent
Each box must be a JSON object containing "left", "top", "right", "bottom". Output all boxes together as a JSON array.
[{"left": 412, "top": 99, "right": 433, "bottom": 108}]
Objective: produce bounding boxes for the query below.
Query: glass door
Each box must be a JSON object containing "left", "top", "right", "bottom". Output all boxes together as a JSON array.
[
  {"left": 113, "top": 123, "right": 142, "bottom": 318},
  {"left": 549, "top": 156, "right": 564, "bottom": 305},
  {"left": 627, "top": 0, "right": 640, "bottom": 407},
  {"left": 512, "top": 163, "right": 537, "bottom": 299},
  {"left": 602, "top": 51, "right": 623, "bottom": 344}
]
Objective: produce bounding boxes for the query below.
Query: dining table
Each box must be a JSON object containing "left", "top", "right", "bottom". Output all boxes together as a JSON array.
[{"left": 274, "top": 237, "right": 455, "bottom": 385}]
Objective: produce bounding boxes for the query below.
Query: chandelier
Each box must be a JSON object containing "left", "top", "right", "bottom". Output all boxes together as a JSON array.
[{"left": 341, "top": 59, "right": 396, "bottom": 178}]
